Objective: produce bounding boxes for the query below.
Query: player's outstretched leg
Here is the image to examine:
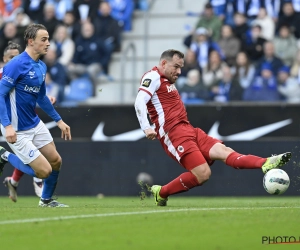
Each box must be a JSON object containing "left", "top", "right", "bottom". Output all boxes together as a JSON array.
[
  {"left": 33, "top": 177, "right": 43, "bottom": 198},
  {"left": 3, "top": 177, "right": 17, "bottom": 202},
  {"left": 150, "top": 185, "right": 168, "bottom": 206},
  {"left": 262, "top": 152, "right": 292, "bottom": 174}
]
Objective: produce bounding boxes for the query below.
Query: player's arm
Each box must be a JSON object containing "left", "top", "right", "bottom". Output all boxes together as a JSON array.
[
  {"left": 0, "top": 62, "right": 22, "bottom": 143},
  {"left": 0, "top": 82, "right": 17, "bottom": 143},
  {"left": 134, "top": 75, "right": 160, "bottom": 140},
  {"left": 37, "top": 83, "right": 71, "bottom": 140}
]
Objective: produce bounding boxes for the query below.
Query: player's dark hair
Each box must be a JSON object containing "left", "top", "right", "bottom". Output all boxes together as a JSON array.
[
  {"left": 24, "top": 24, "right": 47, "bottom": 46},
  {"left": 160, "top": 49, "right": 184, "bottom": 61},
  {"left": 3, "top": 41, "right": 21, "bottom": 55}
]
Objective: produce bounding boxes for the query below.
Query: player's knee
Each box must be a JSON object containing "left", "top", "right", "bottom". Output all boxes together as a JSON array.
[
  {"left": 201, "top": 167, "right": 211, "bottom": 183},
  {"left": 50, "top": 155, "right": 62, "bottom": 170},
  {"left": 36, "top": 167, "right": 52, "bottom": 179},
  {"left": 192, "top": 166, "right": 211, "bottom": 184}
]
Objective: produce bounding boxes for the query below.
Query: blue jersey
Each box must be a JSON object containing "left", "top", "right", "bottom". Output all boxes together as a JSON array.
[{"left": 0, "top": 51, "right": 61, "bottom": 131}]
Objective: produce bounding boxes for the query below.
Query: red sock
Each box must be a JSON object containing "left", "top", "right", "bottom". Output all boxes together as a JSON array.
[
  {"left": 226, "top": 152, "right": 266, "bottom": 169},
  {"left": 11, "top": 168, "right": 24, "bottom": 182},
  {"left": 160, "top": 172, "right": 200, "bottom": 198}
]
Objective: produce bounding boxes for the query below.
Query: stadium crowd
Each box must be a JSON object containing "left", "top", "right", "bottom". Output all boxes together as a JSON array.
[
  {"left": 1, "top": 1, "right": 300, "bottom": 105},
  {"left": 0, "top": 0, "right": 143, "bottom": 104},
  {"left": 179, "top": 0, "right": 300, "bottom": 104}
]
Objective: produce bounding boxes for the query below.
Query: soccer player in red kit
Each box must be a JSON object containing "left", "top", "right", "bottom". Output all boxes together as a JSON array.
[
  {"left": 134, "top": 49, "right": 292, "bottom": 206},
  {"left": 1, "top": 41, "right": 56, "bottom": 202}
]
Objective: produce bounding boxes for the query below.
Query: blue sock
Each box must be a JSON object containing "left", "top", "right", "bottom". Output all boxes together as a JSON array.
[
  {"left": 8, "top": 154, "right": 36, "bottom": 177},
  {"left": 41, "top": 170, "right": 59, "bottom": 200}
]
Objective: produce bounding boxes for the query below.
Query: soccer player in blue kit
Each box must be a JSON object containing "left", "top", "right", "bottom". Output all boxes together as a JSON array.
[{"left": 0, "top": 24, "right": 72, "bottom": 207}]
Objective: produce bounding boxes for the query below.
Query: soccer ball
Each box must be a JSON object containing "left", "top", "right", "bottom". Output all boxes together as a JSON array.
[{"left": 263, "top": 169, "right": 290, "bottom": 195}]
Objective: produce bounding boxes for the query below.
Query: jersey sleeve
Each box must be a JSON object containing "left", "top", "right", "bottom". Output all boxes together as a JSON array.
[
  {"left": 37, "top": 82, "right": 62, "bottom": 122},
  {"left": 138, "top": 71, "right": 161, "bottom": 97},
  {"left": 0, "top": 58, "right": 23, "bottom": 88},
  {"left": 134, "top": 90, "right": 152, "bottom": 131}
]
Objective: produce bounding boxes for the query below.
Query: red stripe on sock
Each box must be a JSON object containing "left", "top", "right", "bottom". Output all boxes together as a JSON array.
[
  {"left": 160, "top": 172, "right": 200, "bottom": 198},
  {"left": 225, "top": 152, "right": 266, "bottom": 169},
  {"left": 11, "top": 168, "right": 24, "bottom": 182}
]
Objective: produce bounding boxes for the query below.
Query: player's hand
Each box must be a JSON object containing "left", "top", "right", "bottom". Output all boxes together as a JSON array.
[
  {"left": 144, "top": 128, "right": 157, "bottom": 140},
  {"left": 57, "top": 120, "right": 72, "bottom": 140},
  {"left": 47, "top": 95, "right": 56, "bottom": 105},
  {"left": 5, "top": 125, "right": 17, "bottom": 144}
]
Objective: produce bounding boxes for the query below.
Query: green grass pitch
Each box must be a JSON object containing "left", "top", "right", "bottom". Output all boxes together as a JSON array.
[{"left": 0, "top": 196, "right": 299, "bottom": 250}]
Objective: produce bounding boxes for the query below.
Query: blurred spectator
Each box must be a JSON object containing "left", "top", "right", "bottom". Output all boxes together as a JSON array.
[
  {"left": 218, "top": 24, "right": 240, "bottom": 66},
  {"left": 202, "top": 50, "right": 228, "bottom": 87},
  {"left": 73, "top": 0, "right": 100, "bottom": 23},
  {"left": 93, "top": 1, "right": 122, "bottom": 74},
  {"left": 232, "top": 12, "right": 249, "bottom": 43},
  {"left": 107, "top": 0, "right": 134, "bottom": 31},
  {"left": 256, "top": 41, "right": 284, "bottom": 76},
  {"left": 47, "top": 0, "right": 73, "bottom": 21},
  {"left": 231, "top": 51, "right": 256, "bottom": 89},
  {"left": 251, "top": 7, "right": 275, "bottom": 41},
  {"left": 243, "top": 62, "right": 281, "bottom": 101},
  {"left": 39, "top": 2, "right": 60, "bottom": 39},
  {"left": 194, "top": 2, "right": 223, "bottom": 42},
  {"left": 273, "top": 25, "right": 298, "bottom": 66},
  {"left": 276, "top": 2, "right": 300, "bottom": 39},
  {"left": 178, "top": 69, "right": 209, "bottom": 104},
  {"left": 62, "top": 10, "right": 81, "bottom": 41},
  {"left": 43, "top": 48, "right": 68, "bottom": 103},
  {"left": 263, "top": 0, "right": 281, "bottom": 21},
  {"left": 286, "top": 0, "right": 300, "bottom": 14},
  {"left": 67, "top": 21, "right": 103, "bottom": 96},
  {"left": 290, "top": 49, "right": 300, "bottom": 81},
  {"left": 12, "top": 9, "right": 31, "bottom": 43},
  {"left": 242, "top": 23, "right": 266, "bottom": 62},
  {"left": 45, "top": 72, "right": 59, "bottom": 100},
  {"left": 208, "top": 0, "right": 227, "bottom": 21},
  {"left": 210, "top": 65, "right": 244, "bottom": 102},
  {"left": 277, "top": 65, "right": 300, "bottom": 103},
  {"left": 0, "top": 22, "right": 23, "bottom": 58},
  {"left": 176, "top": 49, "right": 201, "bottom": 88},
  {"left": 23, "top": 0, "right": 46, "bottom": 23},
  {"left": 231, "top": 0, "right": 261, "bottom": 22},
  {"left": 50, "top": 24, "right": 75, "bottom": 66},
  {"left": 188, "top": 27, "right": 224, "bottom": 70},
  {"left": 0, "top": 0, "right": 22, "bottom": 22}
]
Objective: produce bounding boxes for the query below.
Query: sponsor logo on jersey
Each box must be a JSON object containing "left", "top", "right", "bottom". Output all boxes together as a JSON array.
[
  {"left": 142, "top": 78, "right": 151, "bottom": 87},
  {"left": 28, "top": 71, "right": 35, "bottom": 79},
  {"left": 24, "top": 85, "right": 40, "bottom": 93},
  {"left": 167, "top": 84, "right": 177, "bottom": 93},
  {"left": 2, "top": 75, "right": 14, "bottom": 84}
]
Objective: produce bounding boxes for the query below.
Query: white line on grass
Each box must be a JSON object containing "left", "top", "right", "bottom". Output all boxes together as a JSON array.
[{"left": 0, "top": 206, "right": 299, "bottom": 225}]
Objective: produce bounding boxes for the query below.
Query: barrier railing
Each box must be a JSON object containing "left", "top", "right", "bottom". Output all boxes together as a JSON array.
[{"left": 120, "top": 42, "right": 137, "bottom": 103}]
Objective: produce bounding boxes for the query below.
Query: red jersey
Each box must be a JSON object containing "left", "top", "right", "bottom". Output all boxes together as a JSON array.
[
  {"left": 139, "top": 66, "right": 189, "bottom": 139},
  {"left": 0, "top": 67, "right": 3, "bottom": 79}
]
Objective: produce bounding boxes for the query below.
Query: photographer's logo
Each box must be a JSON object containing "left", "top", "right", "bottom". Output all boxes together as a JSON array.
[{"left": 262, "top": 236, "right": 300, "bottom": 244}]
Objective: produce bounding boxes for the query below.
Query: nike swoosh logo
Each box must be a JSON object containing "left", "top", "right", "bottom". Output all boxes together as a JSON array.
[
  {"left": 92, "top": 119, "right": 292, "bottom": 141},
  {"left": 0, "top": 121, "right": 57, "bottom": 142},
  {"left": 207, "top": 119, "right": 292, "bottom": 141},
  {"left": 92, "top": 122, "right": 146, "bottom": 141}
]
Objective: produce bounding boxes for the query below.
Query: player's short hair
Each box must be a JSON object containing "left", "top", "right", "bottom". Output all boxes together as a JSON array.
[
  {"left": 24, "top": 24, "right": 47, "bottom": 46},
  {"left": 3, "top": 41, "right": 21, "bottom": 55},
  {"left": 160, "top": 49, "right": 184, "bottom": 61}
]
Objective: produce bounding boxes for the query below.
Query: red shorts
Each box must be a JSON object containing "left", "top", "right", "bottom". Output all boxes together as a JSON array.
[{"left": 159, "top": 123, "right": 222, "bottom": 171}]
